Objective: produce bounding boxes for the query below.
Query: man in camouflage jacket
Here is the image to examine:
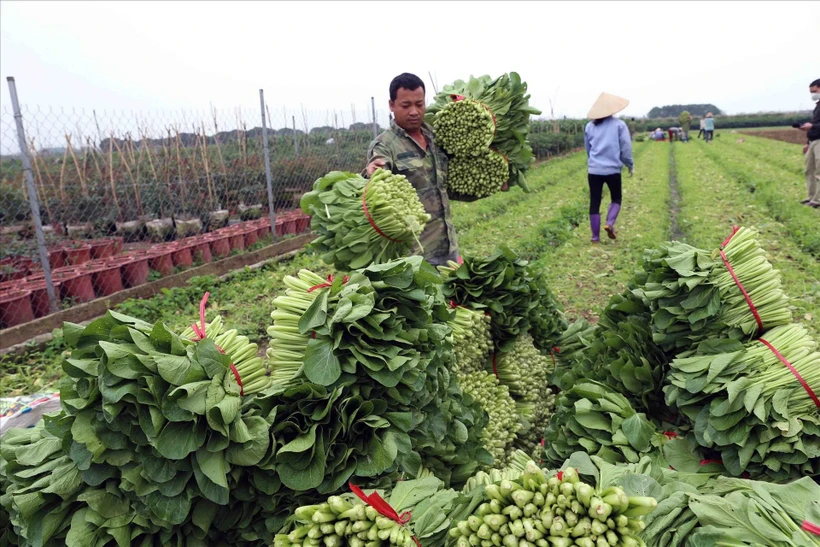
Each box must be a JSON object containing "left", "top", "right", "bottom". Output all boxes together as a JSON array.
[{"left": 364, "top": 73, "right": 459, "bottom": 266}]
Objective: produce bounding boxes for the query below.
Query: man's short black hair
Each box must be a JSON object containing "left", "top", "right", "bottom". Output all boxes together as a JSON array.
[
  {"left": 390, "top": 73, "right": 425, "bottom": 102},
  {"left": 811, "top": 78, "right": 820, "bottom": 88}
]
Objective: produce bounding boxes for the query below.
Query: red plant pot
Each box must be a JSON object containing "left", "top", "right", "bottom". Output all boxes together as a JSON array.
[
  {"left": 48, "top": 247, "right": 66, "bottom": 270},
  {"left": 109, "top": 237, "right": 124, "bottom": 255},
  {"left": 283, "top": 218, "right": 297, "bottom": 235},
  {"left": 190, "top": 241, "right": 212, "bottom": 264},
  {"left": 148, "top": 249, "right": 175, "bottom": 277},
  {"left": 257, "top": 225, "right": 271, "bottom": 240},
  {"left": 122, "top": 255, "right": 150, "bottom": 288},
  {"left": 89, "top": 239, "right": 115, "bottom": 260},
  {"left": 243, "top": 228, "right": 259, "bottom": 247},
  {"left": 210, "top": 236, "right": 231, "bottom": 258},
  {"left": 229, "top": 233, "right": 246, "bottom": 251},
  {"left": 0, "top": 267, "right": 28, "bottom": 283},
  {"left": 170, "top": 245, "right": 194, "bottom": 268},
  {"left": 86, "top": 262, "right": 124, "bottom": 297},
  {"left": 21, "top": 280, "right": 61, "bottom": 318},
  {"left": 65, "top": 245, "right": 92, "bottom": 266},
  {"left": 274, "top": 219, "right": 286, "bottom": 237},
  {"left": 0, "top": 288, "right": 35, "bottom": 328},
  {"left": 295, "top": 215, "right": 310, "bottom": 233},
  {"left": 53, "top": 269, "right": 96, "bottom": 304}
]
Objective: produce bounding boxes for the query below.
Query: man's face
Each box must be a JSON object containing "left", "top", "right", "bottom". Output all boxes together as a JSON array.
[
  {"left": 390, "top": 87, "right": 425, "bottom": 131},
  {"left": 812, "top": 85, "right": 820, "bottom": 99}
]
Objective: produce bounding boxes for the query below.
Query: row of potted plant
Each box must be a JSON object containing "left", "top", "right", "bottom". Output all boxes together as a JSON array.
[{"left": 0, "top": 211, "right": 311, "bottom": 329}]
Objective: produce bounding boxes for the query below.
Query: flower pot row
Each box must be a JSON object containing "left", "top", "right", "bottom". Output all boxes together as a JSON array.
[{"left": 45, "top": 237, "right": 124, "bottom": 270}]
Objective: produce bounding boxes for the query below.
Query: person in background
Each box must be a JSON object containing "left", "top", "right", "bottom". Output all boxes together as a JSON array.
[
  {"left": 667, "top": 127, "right": 675, "bottom": 142},
  {"left": 584, "top": 92, "right": 634, "bottom": 243},
  {"left": 704, "top": 113, "right": 715, "bottom": 142},
  {"left": 628, "top": 118, "right": 637, "bottom": 141},
  {"left": 798, "top": 78, "right": 820, "bottom": 208},
  {"left": 364, "top": 73, "right": 459, "bottom": 265},
  {"left": 697, "top": 116, "right": 706, "bottom": 139},
  {"left": 654, "top": 127, "right": 664, "bottom": 141}
]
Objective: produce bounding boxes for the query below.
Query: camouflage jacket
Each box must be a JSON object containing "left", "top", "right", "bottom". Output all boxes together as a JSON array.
[{"left": 364, "top": 120, "right": 459, "bottom": 266}]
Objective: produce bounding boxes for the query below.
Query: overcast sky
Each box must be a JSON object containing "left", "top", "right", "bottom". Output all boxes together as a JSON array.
[{"left": 1, "top": 0, "right": 818, "bottom": 151}]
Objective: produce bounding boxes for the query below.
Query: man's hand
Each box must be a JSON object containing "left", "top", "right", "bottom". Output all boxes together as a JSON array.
[
  {"left": 366, "top": 158, "right": 385, "bottom": 176},
  {"left": 800, "top": 123, "right": 813, "bottom": 131},
  {"left": 629, "top": 167, "right": 634, "bottom": 178}
]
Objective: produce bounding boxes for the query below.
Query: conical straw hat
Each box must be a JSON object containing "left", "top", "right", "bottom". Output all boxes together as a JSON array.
[{"left": 588, "top": 92, "right": 629, "bottom": 119}]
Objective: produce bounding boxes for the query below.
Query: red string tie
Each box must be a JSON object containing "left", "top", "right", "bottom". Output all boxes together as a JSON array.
[
  {"left": 759, "top": 338, "right": 820, "bottom": 408},
  {"left": 189, "top": 292, "right": 243, "bottom": 395},
  {"left": 349, "top": 483, "right": 421, "bottom": 547},
  {"left": 700, "top": 459, "right": 723, "bottom": 466},
  {"left": 803, "top": 520, "right": 820, "bottom": 536},
  {"left": 308, "top": 274, "right": 349, "bottom": 293},
  {"left": 663, "top": 431, "right": 678, "bottom": 440},
  {"left": 492, "top": 353, "right": 498, "bottom": 379},
  {"left": 719, "top": 226, "right": 763, "bottom": 333},
  {"left": 362, "top": 179, "right": 404, "bottom": 243}
]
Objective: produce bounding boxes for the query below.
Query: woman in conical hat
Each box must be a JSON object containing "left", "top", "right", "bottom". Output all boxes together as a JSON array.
[{"left": 584, "top": 92, "right": 634, "bottom": 242}]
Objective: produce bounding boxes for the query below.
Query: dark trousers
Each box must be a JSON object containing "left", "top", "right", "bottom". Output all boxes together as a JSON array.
[
  {"left": 588, "top": 173, "right": 622, "bottom": 214},
  {"left": 704, "top": 130, "right": 714, "bottom": 142},
  {"left": 697, "top": 129, "right": 704, "bottom": 139}
]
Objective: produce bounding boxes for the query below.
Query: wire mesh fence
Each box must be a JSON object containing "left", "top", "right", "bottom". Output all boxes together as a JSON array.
[{"left": 0, "top": 88, "right": 394, "bottom": 330}]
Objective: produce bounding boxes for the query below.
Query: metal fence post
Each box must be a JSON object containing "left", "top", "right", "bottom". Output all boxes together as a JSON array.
[
  {"left": 292, "top": 116, "right": 299, "bottom": 157},
  {"left": 7, "top": 77, "right": 58, "bottom": 313},
  {"left": 371, "top": 97, "right": 377, "bottom": 140},
  {"left": 259, "top": 89, "right": 277, "bottom": 241}
]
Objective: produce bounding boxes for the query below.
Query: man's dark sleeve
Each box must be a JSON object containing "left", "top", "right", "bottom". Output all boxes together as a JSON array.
[{"left": 362, "top": 141, "right": 394, "bottom": 178}]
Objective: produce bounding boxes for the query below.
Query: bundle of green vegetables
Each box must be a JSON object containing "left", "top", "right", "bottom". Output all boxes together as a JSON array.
[
  {"left": 440, "top": 246, "right": 539, "bottom": 350},
  {"left": 543, "top": 381, "right": 668, "bottom": 467},
  {"left": 494, "top": 334, "right": 556, "bottom": 460},
  {"left": 664, "top": 323, "right": 820, "bottom": 480},
  {"left": 449, "top": 305, "right": 492, "bottom": 375},
  {"left": 274, "top": 477, "right": 464, "bottom": 547},
  {"left": 634, "top": 226, "right": 791, "bottom": 352},
  {"left": 426, "top": 73, "right": 541, "bottom": 194},
  {"left": 448, "top": 462, "right": 657, "bottom": 547},
  {"left": 431, "top": 98, "right": 496, "bottom": 157},
  {"left": 447, "top": 150, "right": 510, "bottom": 198},
  {"left": 457, "top": 371, "right": 521, "bottom": 467},
  {"left": 527, "top": 272, "right": 569, "bottom": 355},
  {"left": 550, "top": 319, "right": 596, "bottom": 387},
  {"left": 266, "top": 256, "right": 492, "bottom": 488},
  {"left": 554, "top": 290, "right": 669, "bottom": 416},
  {"left": 300, "top": 169, "right": 431, "bottom": 270}
]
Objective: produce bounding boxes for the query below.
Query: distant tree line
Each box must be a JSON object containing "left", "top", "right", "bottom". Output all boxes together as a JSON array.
[{"left": 647, "top": 104, "right": 723, "bottom": 118}]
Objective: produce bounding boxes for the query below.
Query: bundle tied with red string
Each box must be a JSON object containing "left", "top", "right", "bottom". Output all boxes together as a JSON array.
[
  {"left": 299, "top": 169, "right": 431, "bottom": 271},
  {"left": 425, "top": 72, "right": 541, "bottom": 195},
  {"left": 274, "top": 477, "right": 464, "bottom": 547},
  {"left": 634, "top": 226, "right": 791, "bottom": 353},
  {"left": 664, "top": 322, "right": 820, "bottom": 481}
]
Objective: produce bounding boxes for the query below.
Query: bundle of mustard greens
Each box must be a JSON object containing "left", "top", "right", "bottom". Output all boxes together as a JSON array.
[
  {"left": 300, "top": 169, "right": 430, "bottom": 270},
  {"left": 426, "top": 73, "right": 541, "bottom": 198},
  {"left": 633, "top": 226, "right": 791, "bottom": 352}
]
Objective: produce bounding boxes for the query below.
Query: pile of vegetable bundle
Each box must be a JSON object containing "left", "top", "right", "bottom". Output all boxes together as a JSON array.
[
  {"left": 440, "top": 246, "right": 539, "bottom": 351},
  {"left": 634, "top": 227, "right": 791, "bottom": 352},
  {"left": 300, "top": 169, "right": 431, "bottom": 270},
  {"left": 494, "top": 334, "right": 556, "bottom": 459},
  {"left": 527, "top": 274, "right": 568, "bottom": 355},
  {"left": 449, "top": 306, "right": 492, "bottom": 375},
  {"left": 426, "top": 73, "right": 541, "bottom": 197},
  {"left": 543, "top": 381, "right": 668, "bottom": 467},
  {"left": 266, "top": 256, "right": 492, "bottom": 487},
  {"left": 664, "top": 323, "right": 820, "bottom": 480},
  {"left": 448, "top": 462, "right": 657, "bottom": 547},
  {"left": 457, "top": 371, "right": 521, "bottom": 467}
]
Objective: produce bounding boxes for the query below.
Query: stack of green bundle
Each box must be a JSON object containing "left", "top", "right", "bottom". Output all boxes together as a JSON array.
[
  {"left": 426, "top": 73, "right": 541, "bottom": 198},
  {"left": 634, "top": 226, "right": 791, "bottom": 352},
  {"left": 449, "top": 305, "right": 493, "bottom": 376},
  {"left": 300, "top": 169, "right": 431, "bottom": 270},
  {"left": 665, "top": 323, "right": 820, "bottom": 480}
]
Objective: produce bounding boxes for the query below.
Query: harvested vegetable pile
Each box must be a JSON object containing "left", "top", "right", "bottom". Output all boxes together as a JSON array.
[
  {"left": 665, "top": 323, "right": 820, "bottom": 480},
  {"left": 634, "top": 226, "right": 791, "bottom": 352},
  {"left": 458, "top": 371, "right": 520, "bottom": 467},
  {"left": 448, "top": 462, "right": 656, "bottom": 547},
  {"left": 426, "top": 73, "right": 541, "bottom": 197},
  {"left": 544, "top": 381, "right": 667, "bottom": 467},
  {"left": 300, "top": 169, "right": 430, "bottom": 270},
  {"left": 449, "top": 306, "right": 492, "bottom": 376}
]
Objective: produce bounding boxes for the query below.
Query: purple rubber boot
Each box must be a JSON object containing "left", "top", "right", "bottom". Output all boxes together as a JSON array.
[
  {"left": 590, "top": 214, "right": 601, "bottom": 243},
  {"left": 604, "top": 203, "right": 621, "bottom": 240}
]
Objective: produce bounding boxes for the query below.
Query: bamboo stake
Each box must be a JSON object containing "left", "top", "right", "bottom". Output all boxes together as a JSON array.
[
  {"left": 108, "top": 136, "right": 122, "bottom": 220},
  {"left": 201, "top": 122, "right": 214, "bottom": 209},
  {"left": 66, "top": 134, "right": 88, "bottom": 196},
  {"left": 173, "top": 127, "right": 187, "bottom": 205},
  {"left": 211, "top": 108, "right": 228, "bottom": 178},
  {"left": 28, "top": 140, "right": 53, "bottom": 223},
  {"left": 87, "top": 137, "right": 104, "bottom": 185},
  {"left": 140, "top": 129, "right": 159, "bottom": 182},
  {"left": 58, "top": 144, "right": 69, "bottom": 202},
  {"left": 112, "top": 136, "right": 142, "bottom": 216}
]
